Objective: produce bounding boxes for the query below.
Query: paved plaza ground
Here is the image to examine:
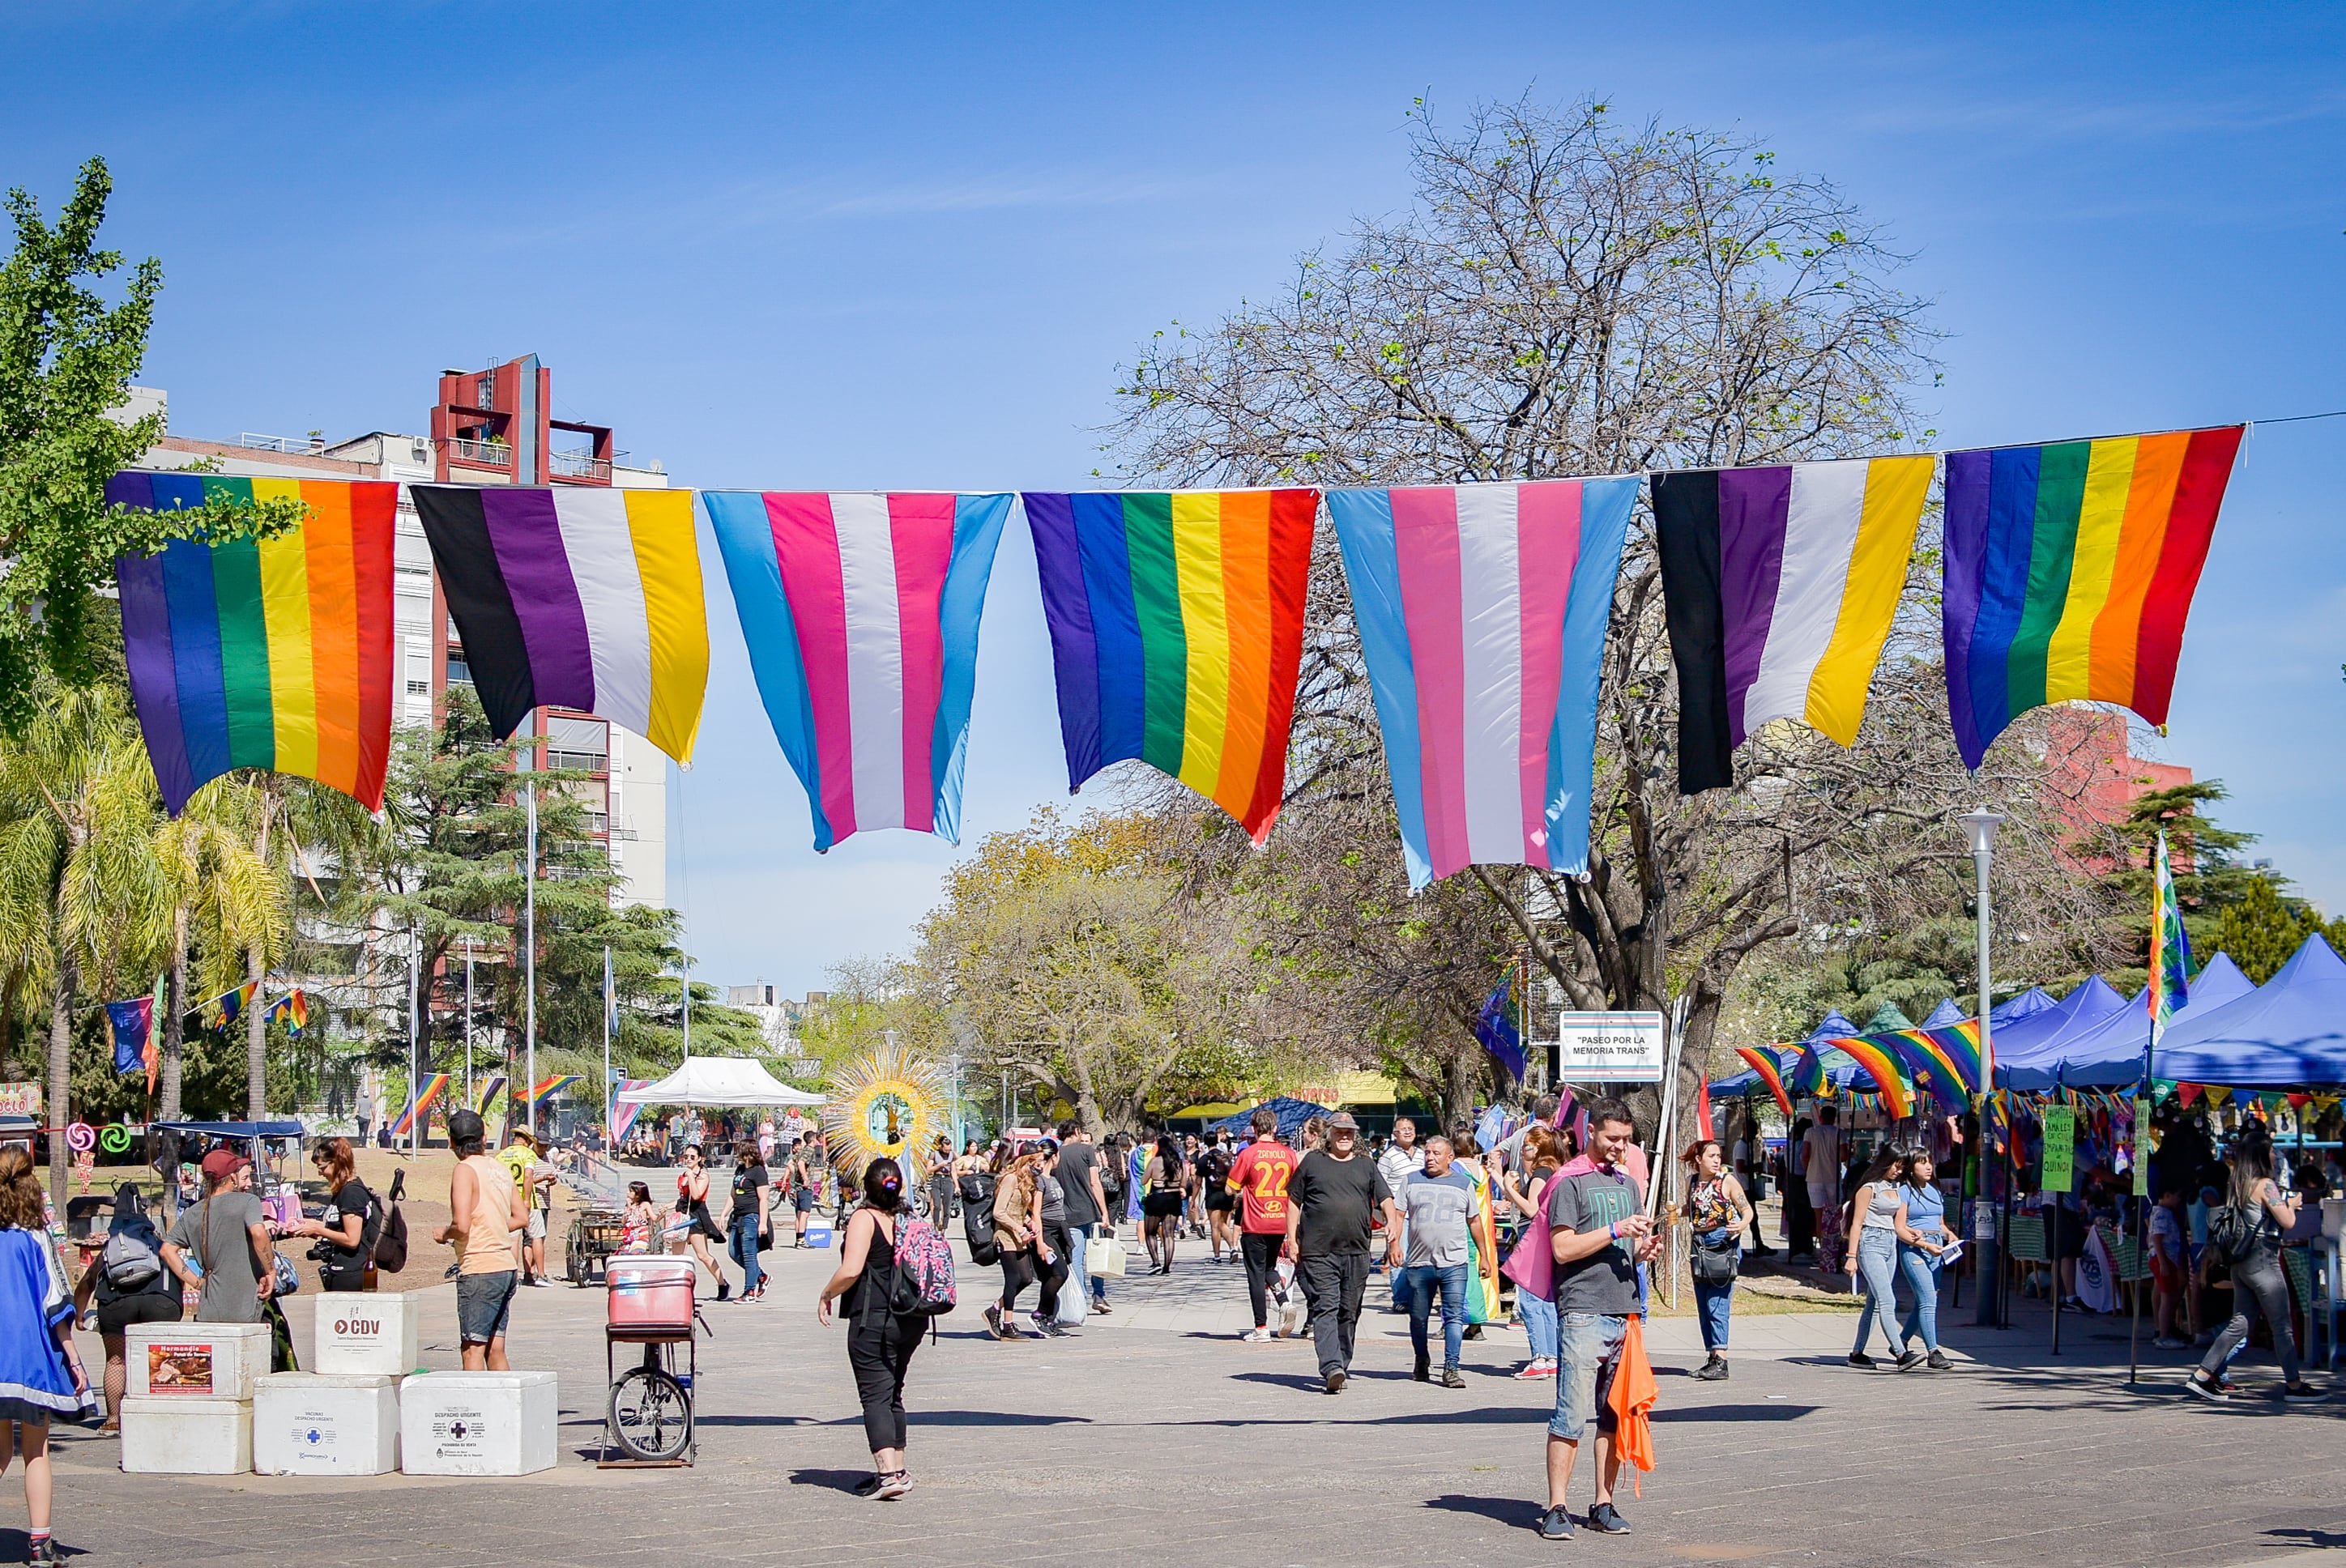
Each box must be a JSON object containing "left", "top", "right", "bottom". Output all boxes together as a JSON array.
[{"left": 15, "top": 1214, "right": 2342, "bottom": 1567}]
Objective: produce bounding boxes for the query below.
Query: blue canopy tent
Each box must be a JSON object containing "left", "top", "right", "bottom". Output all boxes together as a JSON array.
[
  {"left": 2156, "top": 935, "right": 2346, "bottom": 1088},
  {"left": 1990, "top": 987, "right": 2058, "bottom": 1028},
  {"left": 1920, "top": 998, "right": 1968, "bottom": 1029},
  {"left": 1990, "top": 977, "right": 2132, "bottom": 1088},
  {"left": 2009, "top": 953, "right": 2255, "bottom": 1090},
  {"left": 1207, "top": 1097, "right": 1329, "bottom": 1142}
]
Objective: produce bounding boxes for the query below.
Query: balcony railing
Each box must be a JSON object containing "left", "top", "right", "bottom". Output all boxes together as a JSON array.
[
  {"left": 240, "top": 432, "right": 327, "bottom": 454},
  {"left": 446, "top": 436, "right": 513, "bottom": 467},
  {"left": 548, "top": 450, "right": 612, "bottom": 482}
]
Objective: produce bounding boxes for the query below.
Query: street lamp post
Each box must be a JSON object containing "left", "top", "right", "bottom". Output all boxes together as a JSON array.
[{"left": 1960, "top": 806, "right": 2007, "bottom": 1327}]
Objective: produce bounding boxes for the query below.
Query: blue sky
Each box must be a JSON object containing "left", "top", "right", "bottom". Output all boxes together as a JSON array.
[{"left": 5, "top": 2, "right": 2340, "bottom": 995}]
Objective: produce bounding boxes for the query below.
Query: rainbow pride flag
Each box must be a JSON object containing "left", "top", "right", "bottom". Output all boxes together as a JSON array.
[
  {"left": 1328, "top": 479, "right": 1640, "bottom": 888},
  {"left": 110, "top": 473, "right": 396, "bottom": 814},
  {"left": 410, "top": 487, "right": 710, "bottom": 765},
  {"left": 705, "top": 492, "right": 1012, "bottom": 850},
  {"left": 1942, "top": 427, "right": 2242, "bottom": 768},
  {"left": 1731, "top": 1046, "right": 1794, "bottom": 1117},
  {"left": 262, "top": 989, "right": 308, "bottom": 1035},
  {"left": 390, "top": 1073, "right": 450, "bottom": 1137},
  {"left": 1822, "top": 1036, "right": 1913, "bottom": 1118},
  {"left": 1879, "top": 1021, "right": 1980, "bottom": 1103},
  {"left": 1024, "top": 491, "right": 1316, "bottom": 843},
  {"left": 1464, "top": 1161, "right": 1504, "bottom": 1325},
  {"left": 527, "top": 1074, "right": 581, "bottom": 1106},
  {"left": 1653, "top": 457, "right": 1934, "bottom": 793}
]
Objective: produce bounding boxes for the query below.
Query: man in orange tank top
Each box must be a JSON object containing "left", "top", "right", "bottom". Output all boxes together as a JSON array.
[{"left": 437, "top": 1110, "right": 528, "bottom": 1370}]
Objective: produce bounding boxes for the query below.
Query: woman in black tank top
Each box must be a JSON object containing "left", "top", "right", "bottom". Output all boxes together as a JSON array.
[{"left": 818, "top": 1157, "right": 923, "bottom": 1498}]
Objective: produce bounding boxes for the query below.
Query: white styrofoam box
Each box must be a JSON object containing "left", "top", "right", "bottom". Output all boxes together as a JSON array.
[
  {"left": 120, "top": 1395, "right": 252, "bottom": 1474},
  {"left": 314, "top": 1292, "right": 421, "bottom": 1376},
  {"left": 399, "top": 1371, "right": 557, "bottom": 1476},
  {"left": 126, "top": 1322, "right": 271, "bottom": 1401},
  {"left": 254, "top": 1373, "right": 400, "bottom": 1476}
]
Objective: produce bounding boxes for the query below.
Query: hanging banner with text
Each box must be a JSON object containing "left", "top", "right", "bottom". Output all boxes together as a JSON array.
[
  {"left": 1553, "top": 1012, "right": 1667, "bottom": 1084},
  {"left": 2041, "top": 1106, "right": 2076, "bottom": 1193},
  {"left": 0, "top": 1083, "right": 40, "bottom": 1119}
]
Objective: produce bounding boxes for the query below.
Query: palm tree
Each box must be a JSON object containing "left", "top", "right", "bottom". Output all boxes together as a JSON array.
[
  {"left": 0, "top": 684, "right": 167, "bottom": 1212},
  {"left": 150, "top": 782, "right": 282, "bottom": 1121}
]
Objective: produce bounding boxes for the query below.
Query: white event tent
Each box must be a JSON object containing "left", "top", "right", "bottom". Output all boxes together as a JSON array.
[{"left": 615, "top": 1056, "right": 825, "bottom": 1108}]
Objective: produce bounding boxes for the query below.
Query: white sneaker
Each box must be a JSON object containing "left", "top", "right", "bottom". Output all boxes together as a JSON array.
[{"left": 1242, "top": 1327, "right": 1273, "bottom": 1342}]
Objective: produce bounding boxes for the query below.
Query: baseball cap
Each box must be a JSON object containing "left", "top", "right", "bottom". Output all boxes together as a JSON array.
[
  {"left": 199, "top": 1148, "right": 250, "bottom": 1182},
  {"left": 446, "top": 1109, "right": 485, "bottom": 1145},
  {"left": 1329, "top": 1113, "right": 1360, "bottom": 1132}
]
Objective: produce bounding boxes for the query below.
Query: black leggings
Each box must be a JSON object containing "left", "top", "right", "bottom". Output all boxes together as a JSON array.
[
  {"left": 847, "top": 1322, "right": 920, "bottom": 1454},
  {"left": 998, "top": 1246, "right": 1035, "bottom": 1310},
  {"left": 1038, "top": 1223, "right": 1071, "bottom": 1320},
  {"left": 1242, "top": 1231, "right": 1283, "bottom": 1328}
]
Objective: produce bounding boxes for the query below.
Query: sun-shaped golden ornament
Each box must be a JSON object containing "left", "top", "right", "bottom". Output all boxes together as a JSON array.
[{"left": 821, "top": 1039, "right": 949, "bottom": 1178}]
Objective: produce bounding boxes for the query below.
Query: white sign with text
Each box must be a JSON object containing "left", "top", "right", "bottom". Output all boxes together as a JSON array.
[{"left": 1554, "top": 1012, "right": 1666, "bottom": 1083}]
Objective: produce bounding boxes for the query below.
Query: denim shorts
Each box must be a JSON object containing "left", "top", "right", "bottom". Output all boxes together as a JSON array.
[
  {"left": 1550, "top": 1311, "right": 1628, "bottom": 1440},
  {"left": 457, "top": 1269, "right": 518, "bottom": 1344}
]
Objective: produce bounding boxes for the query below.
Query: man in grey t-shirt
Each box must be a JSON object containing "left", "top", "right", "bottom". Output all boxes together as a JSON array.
[
  {"left": 161, "top": 1148, "right": 277, "bottom": 1325},
  {"left": 1537, "top": 1100, "right": 1660, "bottom": 1543},
  {"left": 1392, "top": 1136, "right": 1477, "bottom": 1386}
]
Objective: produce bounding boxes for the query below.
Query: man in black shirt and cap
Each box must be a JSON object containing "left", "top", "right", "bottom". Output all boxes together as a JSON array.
[{"left": 1282, "top": 1112, "right": 1401, "bottom": 1393}]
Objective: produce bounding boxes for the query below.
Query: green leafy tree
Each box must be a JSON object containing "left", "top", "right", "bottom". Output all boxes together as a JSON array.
[{"left": 2212, "top": 875, "right": 2346, "bottom": 984}]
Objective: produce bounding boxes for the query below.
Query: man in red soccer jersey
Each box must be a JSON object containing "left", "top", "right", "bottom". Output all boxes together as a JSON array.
[{"left": 1226, "top": 1106, "right": 1299, "bottom": 1342}]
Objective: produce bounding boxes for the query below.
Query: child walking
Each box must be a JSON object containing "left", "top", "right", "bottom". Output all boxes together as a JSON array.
[{"left": 0, "top": 1147, "right": 94, "bottom": 1564}]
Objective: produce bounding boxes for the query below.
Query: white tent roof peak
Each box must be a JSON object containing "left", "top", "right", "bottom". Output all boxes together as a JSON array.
[{"left": 616, "top": 1056, "right": 825, "bottom": 1107}]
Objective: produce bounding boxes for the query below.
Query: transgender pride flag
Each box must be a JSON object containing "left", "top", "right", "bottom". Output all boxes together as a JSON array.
[
  {"left": 705, "top": 492, "right": 1012, "bottom": 850},
  {"left": 1328, "top": 478, "right": 1639, "bottom": 889}
]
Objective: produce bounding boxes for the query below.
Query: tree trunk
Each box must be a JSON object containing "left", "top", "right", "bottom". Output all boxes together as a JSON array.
[{"left": 46, "top": 957, "right": 75, "bottom": 1221}]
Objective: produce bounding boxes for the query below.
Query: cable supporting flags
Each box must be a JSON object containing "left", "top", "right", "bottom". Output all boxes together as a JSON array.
[
  {"left": 1942, "top": 426, "right": 2242, "bottom": 769},
  {"left": 705, "top": 492, "right": 1011, "bottom": 850},
  {"left": 111, "top": 473, "right": 397, "bottom": 815},
  {"left": 410, "top": 488, "right": 710, "bottom": 764},
  {"left": 1328, "top": 478, "right": 1639, "bottom": 890},
  {"left": 1653, "top": 457, "right": 1934, "bottom": 794},
  {"left": 1023, "top": 490, "right": 1316, "bottom": 843}
]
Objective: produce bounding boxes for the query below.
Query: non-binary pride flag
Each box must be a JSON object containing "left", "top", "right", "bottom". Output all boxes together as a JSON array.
[
  {"left": 1942, "top": 426, "right": 2242, "bottom": 769},
  {"left": 1023, "top": 491, "right": 1315, "bottom": 843},
  {"left": 704, "top": 492, "right": 1012, "bottom": 850},
  {"left": 111, "top": 473, "right": 396, "bottom": 815},
  {"left": 1329, "top": 479, "right": 1639, "bottom": 889},
  {"left": 1653, "top": 457, "right": 1935, "bottom": 794},
  {"left": 410, "top": 488, "right": 710, "bottom": 764}
]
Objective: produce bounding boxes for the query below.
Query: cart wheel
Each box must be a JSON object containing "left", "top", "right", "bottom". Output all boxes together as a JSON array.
[
  {"left": 566, "top": 1221, "right": 586, "bottom": 1285},
  {"left": 608, "top": 1366, "right": 693, "bottom": 1461}
]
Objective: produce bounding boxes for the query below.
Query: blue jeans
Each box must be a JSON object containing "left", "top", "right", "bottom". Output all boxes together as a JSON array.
[
  {"left": 1397, "top": 1262, "right": 1468, "bottom": 1370},
  {"left": 727, "top": 1213, "right": 762, "bottom": 1294},
  {"left": 1059, "top": 1225, "right": 1093, "bottom": 1323},
  {"left": 1519, "top": 1289, "right": 1559, "bottom": 1362},
  {"left": 1852, "top": 1227, "right": 1898, "bottom": 1356},
  {"left": 1694, "top": 1280, "right": 1734, "bottom": 1352},
  {"left": 1550, "top": 1312, "right": 1627, "bottom": 1440},
  {"left": 1896, "top": 1244, "right": 1939, "bottom": 1353}
]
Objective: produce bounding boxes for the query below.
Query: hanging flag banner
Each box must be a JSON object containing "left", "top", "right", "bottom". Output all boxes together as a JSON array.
[
  {"left": 1941, "top": 426, "right": 2242, "bottom": 769},
  {"left": 390, "top": 1073, "right": 450, "bottom": 1138},
  {"left": 1023, "top": 490, "right": 1316, "bottom": 843},
  {"left": 704, "top": 491, "right": 1012, "bottom": 850},
  {"left": 262, "top": 989, "right": 308, "bottom": 1035},
  {"left": 1819, "top": 1035, "right": 1914, "bottom": 1119},
  {"left": 410, "top": 487, "right": 710, "bottom": 764},
  {"left": 1328, "top": 478, "right": 1639, "bottom": 889},
  {"left": 106, "top": 997, "right": 155, "bottom": 1076},
  {"left": 1730, "top": 1046, "right": 1794, "bottom": 1118},
  {"left": 204, "top": 980, "right": 259, "bottom": 1030},
  {"left": 1652, "top": 457, "right": 1934, "bottom": 794},
  {"left": 1876, "top": 1020, "right": 1981, "bottom": 1103},
  {"left": 1474, "top": 969, "right": 1525, "bottom": 1083},
  {"left": 110, "top": 473, "right": 397, "bottom": 815}
]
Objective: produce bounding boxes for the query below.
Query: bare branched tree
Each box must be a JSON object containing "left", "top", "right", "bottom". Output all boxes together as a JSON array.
[{"left": 1108, "top": 96, "right": 2119, "bottom": 1124}]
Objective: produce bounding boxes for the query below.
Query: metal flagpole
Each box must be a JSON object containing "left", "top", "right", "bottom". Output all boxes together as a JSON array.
[
  {"left": 463, "top": 938, "right": 475, "bottom": 1106},
  {"left": 407, "top": 927, "right": 420, "bottom": 1157},
  {"left": 525, "top": 773, "right": 537, "bottom": 1144},
  {"left": 603, "top": 945, "right": 614, "bottom": 1144},
  {"left": 1960, "top": 808, "right": 2007, "bottom": 1328}
]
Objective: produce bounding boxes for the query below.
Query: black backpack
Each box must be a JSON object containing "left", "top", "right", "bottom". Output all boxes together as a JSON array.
[
  {"left": 958, "top": 1171, "right": 999, "bottom": 1267},
  {"left": 2205, "top": 1195, "right": 2262, "bottom": 1265}
]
